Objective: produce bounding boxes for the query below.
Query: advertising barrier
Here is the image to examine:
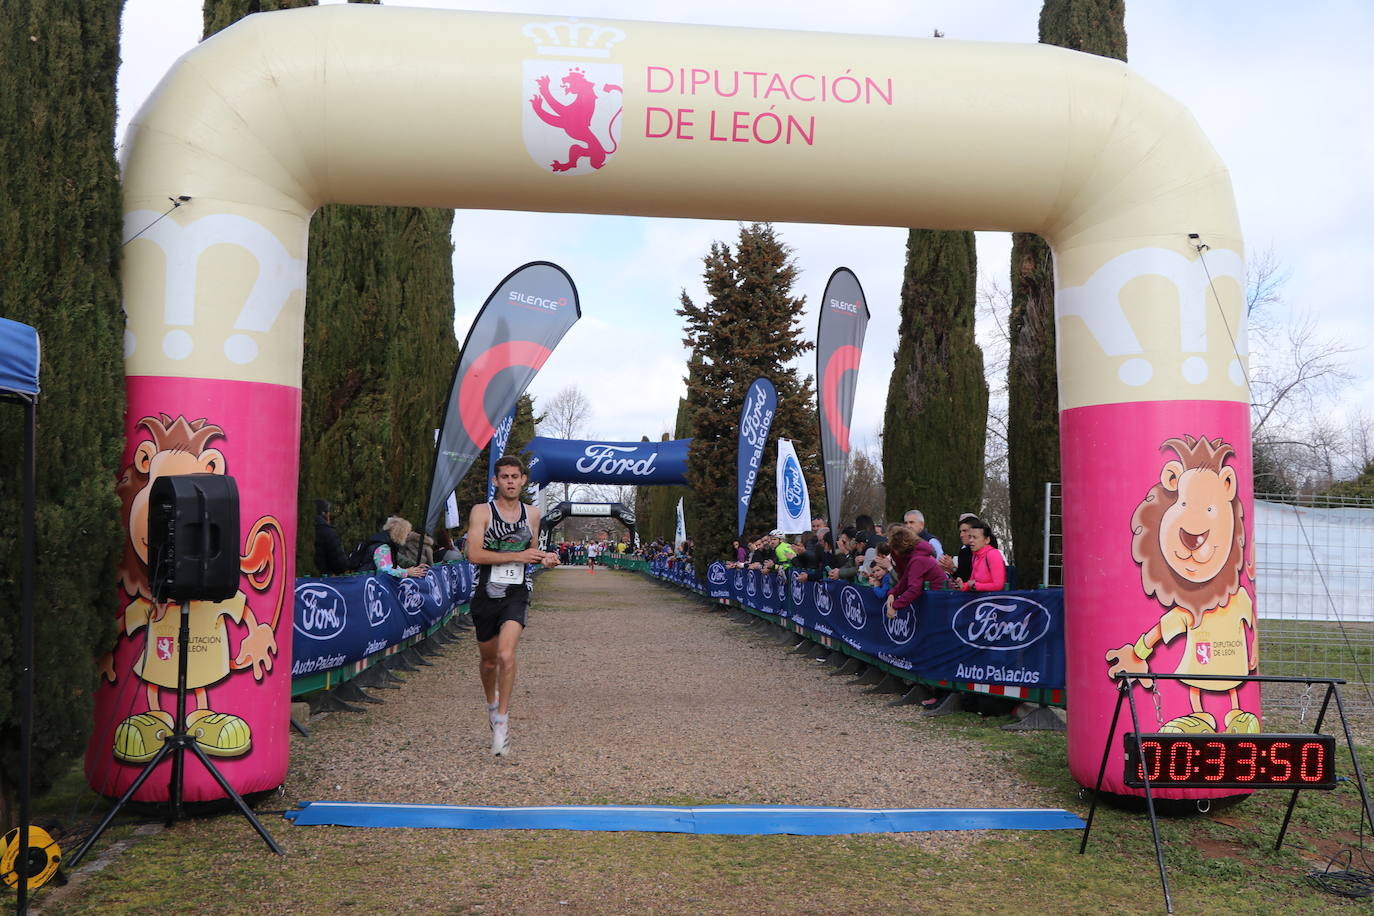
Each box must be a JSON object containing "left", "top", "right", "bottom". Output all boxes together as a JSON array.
[
  {"left": 292, "top": 562, "right": 474, "bottom": 685},
  {"left": 660, "top": 560, "right": 1065, "bottom": 701}
]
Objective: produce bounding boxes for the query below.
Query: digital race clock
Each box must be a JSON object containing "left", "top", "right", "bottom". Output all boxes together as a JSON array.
[{"left": 1123, "top": 733, "right": 1338, "bottom": 789}]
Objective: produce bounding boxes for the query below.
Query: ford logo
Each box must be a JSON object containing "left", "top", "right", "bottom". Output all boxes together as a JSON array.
[
  {"left": 952, "top": 597, "right": 1052, "bottom": 651},
  {"left": 364, "top": 577, "right": 390, "bottom": 627},
  {"left": 841, "top": 585, "right": 866, "bottom": 629},
  {"left": 399, "top": 578, "right": 426, "bottom": 616},
  {"left": 294, "top": 583, "right": 348, "bottom": 641},
  {"left": 782, "top": 454, "right": 805, "bottom": 518},
  {"left": 883, "top": 602, "right": 916, "bottom": 646},
  {"left": 814, "top": 583, "right": 833, "bottom": 616},
  {"left": 574, "top": 444, "right": 660, "bottom": 477},
  {"left": 708, "top": 563, "right": 727, "bottom": 584}
]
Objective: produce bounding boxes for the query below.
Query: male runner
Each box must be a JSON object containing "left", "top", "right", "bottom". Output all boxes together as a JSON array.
[{"left": 465, "top": 455, "right": 559, "bottom": 755}]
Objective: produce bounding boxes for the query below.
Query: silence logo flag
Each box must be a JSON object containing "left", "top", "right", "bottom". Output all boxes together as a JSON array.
[
  {"left": 424, "top": 262, "right": 580, "bottom": 532},
  {"left": 815, "top": 267, "right": 869, "bottom": 530}
]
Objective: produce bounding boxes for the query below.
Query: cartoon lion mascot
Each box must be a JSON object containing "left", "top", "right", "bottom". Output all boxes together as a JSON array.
[
  {"left": 1105, "top": 435, "right": 1259, "bottom": 733},
  {"left": 101, "top": 414, "right": 282, "bottom": 763}
]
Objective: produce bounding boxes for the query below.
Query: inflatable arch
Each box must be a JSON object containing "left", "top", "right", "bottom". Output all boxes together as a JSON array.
[
  {"left": 539, "top": 502, "right": 639, "bottom": 551},
  {"left": 93, "top": 5, "right": 1251, "bottom": 802}
]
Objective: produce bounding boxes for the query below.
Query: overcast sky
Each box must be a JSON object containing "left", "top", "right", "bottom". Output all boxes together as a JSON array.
[{"left": 117, "top": 0, "right": 1374, "bottom": 453}]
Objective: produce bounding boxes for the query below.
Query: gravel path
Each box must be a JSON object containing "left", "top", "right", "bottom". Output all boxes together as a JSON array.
[{"left": 286, "top": 567, "right": 1050, "bottom": 813}]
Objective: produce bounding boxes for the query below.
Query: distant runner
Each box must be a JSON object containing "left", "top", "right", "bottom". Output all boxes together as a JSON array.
[{"left": 466, "top": 456, "right": 559, "bottom": 755}]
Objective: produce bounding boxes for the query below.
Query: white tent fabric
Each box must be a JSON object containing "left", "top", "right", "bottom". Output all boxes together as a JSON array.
[{"left": 1255, "top": 499, "right": 1374, "bottom": 622}]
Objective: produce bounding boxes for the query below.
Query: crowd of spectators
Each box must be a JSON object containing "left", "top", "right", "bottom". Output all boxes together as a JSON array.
[
  {"left": 724, "top": 510, "right": 1008, "bottom": 597},
  {"left": 311, "top": 498, "right": 470, "bottom": 578},
  {"left": 720, "top": 510, "right": 1008, "bottom": 711}
]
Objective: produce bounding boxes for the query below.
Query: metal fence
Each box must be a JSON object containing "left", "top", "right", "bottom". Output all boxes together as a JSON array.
[
  {"left": 1253, "top": 493, "right": 1374, "bottom": 715},
  {"left": 1043, "top": 487, "right": 1374, "bottom": 715},
  {"left": 1041, "top": 482, "right": 1063, "bottom": 589}
]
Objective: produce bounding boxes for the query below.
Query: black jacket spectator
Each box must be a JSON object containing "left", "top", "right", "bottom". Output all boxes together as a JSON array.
[
  {"left": 313, "top": 500, "right": 355, "bottom": 574},
  {"left": 792, "top": 530, "right": 833, "bottom": 580},
  {"left": 954, "top": 545, "right": 973, "bottom": 582}
]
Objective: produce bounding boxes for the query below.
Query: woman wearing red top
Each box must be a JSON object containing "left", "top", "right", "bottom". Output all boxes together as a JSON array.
[
  {"left": 954, "top": 520, "right": 1006, "bottom": 592},
  {"left": 884, "top": 526, "right": 949, "bottom": 619}
]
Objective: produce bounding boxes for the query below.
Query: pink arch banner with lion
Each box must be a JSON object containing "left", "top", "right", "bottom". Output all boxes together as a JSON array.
[{"left": 93, "top": 5, "right": 1249, "bottom": 801}]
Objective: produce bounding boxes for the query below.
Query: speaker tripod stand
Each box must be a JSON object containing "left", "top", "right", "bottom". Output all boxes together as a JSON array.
[{"left": 68, "top": 599, "right": 284, "bottom": 869}]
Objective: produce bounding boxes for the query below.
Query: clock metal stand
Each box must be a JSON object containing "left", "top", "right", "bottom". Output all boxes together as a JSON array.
[{"left": 1079, "top": 672, "right": 1374, "bottom": 916}]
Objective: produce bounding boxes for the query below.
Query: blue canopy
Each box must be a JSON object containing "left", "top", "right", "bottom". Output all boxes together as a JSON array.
[{"left": 0, "top": 317, "right": 40, "bottom": 401}]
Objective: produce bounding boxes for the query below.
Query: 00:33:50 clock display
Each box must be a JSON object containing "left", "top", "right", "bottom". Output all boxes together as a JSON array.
[{"left": 1123, "top": 733, "right": 1337, "bottom": 789}]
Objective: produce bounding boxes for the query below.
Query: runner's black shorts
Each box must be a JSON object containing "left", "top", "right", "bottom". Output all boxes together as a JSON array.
[{"left": 470, "top": 588, "right": 530, "bottom": 642}]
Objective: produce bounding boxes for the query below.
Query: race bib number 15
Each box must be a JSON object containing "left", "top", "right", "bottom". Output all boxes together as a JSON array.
[{"left": 491, "top": 562, "right": 525, "bottom": 586}]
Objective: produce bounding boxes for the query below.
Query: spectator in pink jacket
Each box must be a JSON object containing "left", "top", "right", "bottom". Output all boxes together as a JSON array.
[{"left": 954, "top": 519, "right": 1007, "bottom": 592}]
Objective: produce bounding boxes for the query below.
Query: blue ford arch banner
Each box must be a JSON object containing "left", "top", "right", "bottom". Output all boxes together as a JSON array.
[
  {"left": 293, "top": 563, "right": 473, "bottom": 677},
  {"left": 424, "top": 262, "right": 580, "bottom": 532},
  {"left": 816, "top": 267, "right": 869, "bottom": 529},
  {"left": 736, "top": 377, "right": 777, "bottom": 536},
  {"left": 524, "top": 437, "right": 690, "bottom": 485},
  {"left": 651, "top": 561, "right": 1065, "bottom": 691}
]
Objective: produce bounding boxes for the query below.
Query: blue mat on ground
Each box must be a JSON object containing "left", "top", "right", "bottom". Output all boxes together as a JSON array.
[{"left": 284, "top": 802, "right": 1084, "bottom": 835}]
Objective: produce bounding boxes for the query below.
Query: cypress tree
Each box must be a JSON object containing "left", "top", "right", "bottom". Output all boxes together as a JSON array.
[
  {"left": 883, "top": 230, "right": 987, "bottom": 548},
  {"left": 1007, "top": 0, "right": 1126, "bottom": 585},
  {"left": 204, "top": 0, "right": 311, "bottom": 37},
  {"left": 294, "top": 203, "right": 456, "bottom": 570},
  {"left": 638, "top": 431, "right": 679, "bottom": 544},
  {"left": 0, "top": 0, "right": 125, "bottom": 822},
  {"left": 679, "top": 224, "right": 819, "bottom": 571},
  {"left": 632, "top": 435, "right": 655, "bottom": 543},
  {"left": 663, "top": 391, "right": 696, "bottom": 545}
]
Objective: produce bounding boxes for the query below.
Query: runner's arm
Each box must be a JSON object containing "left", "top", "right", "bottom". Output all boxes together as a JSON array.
[{"left": 526, "top": 506, "right": 559, "bottom": 567}]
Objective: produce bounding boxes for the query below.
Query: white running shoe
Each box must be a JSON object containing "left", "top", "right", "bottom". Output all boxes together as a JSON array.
[{"left": 491, "top": 721, "right": 510, "bottom": 756}]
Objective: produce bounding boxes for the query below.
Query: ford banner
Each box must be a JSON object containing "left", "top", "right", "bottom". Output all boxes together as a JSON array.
[
  {"left": 650, "top": 563, "right": 1065, "bottom": 691},
  {"left": 292, "top": 563, "right": 473, "bottom": 678},
  {"left": 706, "top": 562, "right": 731, "bottom": 599},
  {"left": 815, "top": 267, "right": 869, "bottom": 529},
  {"left": 523, "top": 436, "right": 690, "bottom": 486},
  {"left": 736, "top": 377, "right": 777, "bottom": 536},
  {"left": 775, "top": 438, "right": 812, "bottom": 534}
]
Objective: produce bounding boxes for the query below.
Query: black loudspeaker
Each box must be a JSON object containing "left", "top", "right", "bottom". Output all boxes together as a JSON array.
[{"left": 147, "top": 474, "right": 240, "bottom": 602}]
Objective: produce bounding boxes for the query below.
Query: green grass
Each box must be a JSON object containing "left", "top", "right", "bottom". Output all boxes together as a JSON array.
[
  {"left": 1260, "top": 619, "right": 1374, "bottom": 684},
  {"left": 20, "top": 597, "right": 1374, "bottom": 915},
  {"left": 22, "top": 717, "right": 1374, "bottom": 916}
]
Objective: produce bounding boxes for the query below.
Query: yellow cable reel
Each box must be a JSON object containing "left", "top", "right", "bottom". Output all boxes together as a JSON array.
[{"left": 1, "top": 825, "right": 62, "bottom": 891}]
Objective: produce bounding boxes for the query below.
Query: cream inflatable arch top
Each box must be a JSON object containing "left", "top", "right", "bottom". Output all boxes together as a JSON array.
[
  {"left": 122, "top": 3, "right": 1245, "bottom": 404},
  {"left": 113, "top": 4, "right": 1251, "bottom": 801}
]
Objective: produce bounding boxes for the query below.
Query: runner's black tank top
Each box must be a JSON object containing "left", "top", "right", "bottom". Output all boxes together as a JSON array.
[{"left": 476, "top": 500, "right": 533, "bottom": 597}]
